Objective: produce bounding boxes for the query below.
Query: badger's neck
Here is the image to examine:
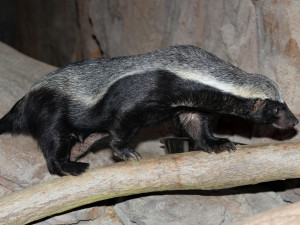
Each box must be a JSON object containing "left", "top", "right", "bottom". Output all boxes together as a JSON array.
[
  {"left": 198, "top": 90, "right": 253, "bottom": 117},
  {"left": 170, "top": 83, "right": 253, "bottom": 119}
]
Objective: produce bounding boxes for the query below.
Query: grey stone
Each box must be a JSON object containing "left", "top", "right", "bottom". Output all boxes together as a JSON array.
[
  {"left": 115, "top": 188, "right": 287, "bottom": 225},
  {"left": 77, "top": 206, "right": 123, "bottom": 225},
  {"left": 34, "top": 207, "right": 105, "bottom": 225}
]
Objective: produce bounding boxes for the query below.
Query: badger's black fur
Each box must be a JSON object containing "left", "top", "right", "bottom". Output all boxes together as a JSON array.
[{"left": 0, "top": 45, "right": 298, "bottom": 176}]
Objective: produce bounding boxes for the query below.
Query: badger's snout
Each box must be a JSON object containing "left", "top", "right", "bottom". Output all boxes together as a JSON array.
[
  {"left": 292, "top": 117, "right": 299, "bottom": 126},
  {"left": 273, "top": 109, "right": 298, "bottom": 129}
]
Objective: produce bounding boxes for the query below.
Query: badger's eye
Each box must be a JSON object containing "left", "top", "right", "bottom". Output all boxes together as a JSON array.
[{"left": 273, "top": 107, "right": 280, "bottom": 115}]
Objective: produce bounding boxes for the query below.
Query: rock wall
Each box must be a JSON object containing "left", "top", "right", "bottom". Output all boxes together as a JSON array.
[
  {"left": 16, "top": 0, "right": 80, "bottom": 67},
  {"left": 253, "top": 0, "right": 300, "bottom": 114}
]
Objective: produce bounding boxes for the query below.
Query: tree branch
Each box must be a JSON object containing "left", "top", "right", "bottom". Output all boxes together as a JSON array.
[{"left": 1, "top": 140, "right": 300, "bottom": 225}]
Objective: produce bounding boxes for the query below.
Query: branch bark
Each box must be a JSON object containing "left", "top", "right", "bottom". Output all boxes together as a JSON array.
[{"left": 1, "top": 140, "right": 300, "bottom": 225}]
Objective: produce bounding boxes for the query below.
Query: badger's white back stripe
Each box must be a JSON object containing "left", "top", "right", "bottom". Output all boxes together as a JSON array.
[
  {"left": 62, "top": 68, "right": 283, "bottom": 106},
  {"left": 169, "top": 69, "right": 270, "bottom": 100},
  {"left": 31, "top": 45, "right": 285, "bottom": 106},
  {"left": 75, "top": 68, "right": 275, "bottom": 106}
]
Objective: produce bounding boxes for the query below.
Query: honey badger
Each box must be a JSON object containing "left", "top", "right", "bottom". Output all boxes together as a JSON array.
[{"left": 0, "top": 45, "right": 298, "bottom": 176}]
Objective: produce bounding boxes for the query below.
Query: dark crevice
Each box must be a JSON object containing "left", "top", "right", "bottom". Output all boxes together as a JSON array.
[
  {"left": 74, "top": 0, "right": 80, "bottom": 29},
  {"left": 87, "top": 10, "right": 105, "bottom": 57},
  {"left": 92, "top": 34, "right": 106, "bottom": 57}
]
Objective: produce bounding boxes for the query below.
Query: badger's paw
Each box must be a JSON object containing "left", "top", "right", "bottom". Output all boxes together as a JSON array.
[
  {"left": 113, "top": 147, "right": 142, "bottom": 161},
  {"left": 194, "top": 138, "right": 236, "bottom": 153},
  {"left": 47, "top": 160, "right": 89, "bottom": 176},
  {"left": 60, "top": 161, "right": 90, "bottom": 176}
]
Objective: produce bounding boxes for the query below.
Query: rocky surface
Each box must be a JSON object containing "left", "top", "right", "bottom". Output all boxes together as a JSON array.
[{"left": 114, "top": 188, "right": 287, "bottom": 225}]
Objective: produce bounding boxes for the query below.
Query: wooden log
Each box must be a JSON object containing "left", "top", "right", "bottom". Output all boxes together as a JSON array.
[
  {"left": 230, "top": 200, "right": 300, "bottom": 225},
  {"left": 0, "top": 140, "right": 300, "bottom": 225}
]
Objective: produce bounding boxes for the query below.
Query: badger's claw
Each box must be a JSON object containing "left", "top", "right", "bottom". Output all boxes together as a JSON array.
[
  {"left": 194, "top": 138, "right": 236, "bottom": 153},
  {"left": 113, "top": 147, "right": 142, "bottom": 161}
]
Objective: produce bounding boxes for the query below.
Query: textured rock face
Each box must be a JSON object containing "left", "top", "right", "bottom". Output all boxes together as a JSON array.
[
  {"left": 15, "top": 0, "right": 102, "bottom": 67},
  {"left": 114, "top": 189, "right": 287, "bottom": 225},
  {"left": 90, "top": 0, "right": 258, "bottom": 70},
  {"left": 254, "top": 0, "right": 300, "bottom": 114},
  {"left": 0, "top": 42, "right": 56, "bottom": 115}
]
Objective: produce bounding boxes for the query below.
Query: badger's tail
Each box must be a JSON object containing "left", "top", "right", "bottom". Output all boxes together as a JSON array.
[{"left": 0, "top": 97, "right": 27, "bottom": 135}]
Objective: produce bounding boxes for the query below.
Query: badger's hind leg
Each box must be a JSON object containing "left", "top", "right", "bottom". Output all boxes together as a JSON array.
[
  {"left": 25, "top": 89, "right": 89, "bottom": 175},
  {"left": 176, "top": 112, "right": 236, "bottom": 153},
  {"left": 38, "top": 129, "right": 89, "bottom": 176}
]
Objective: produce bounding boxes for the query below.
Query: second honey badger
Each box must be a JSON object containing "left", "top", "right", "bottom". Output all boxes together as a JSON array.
[{"left": 0, "top": 45, "right": 298, "bottom": 176}]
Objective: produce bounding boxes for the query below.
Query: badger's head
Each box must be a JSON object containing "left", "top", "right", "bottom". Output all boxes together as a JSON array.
[{"left": 248, "top": 99, "right": 298, "bottom": 129}]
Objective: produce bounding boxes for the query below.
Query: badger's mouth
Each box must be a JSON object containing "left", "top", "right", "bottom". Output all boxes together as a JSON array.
[
  {"left": 272, "top": 123, "right": 286, "bottom": 130},
  {"left": 272, "top": 122, "right": 294, "bottom": 130}
]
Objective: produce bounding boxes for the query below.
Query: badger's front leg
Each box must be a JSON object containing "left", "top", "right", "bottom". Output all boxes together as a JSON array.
[
  {"left": 176, "top": 112, "right": 236, "bottom": 153},
  {"left": 109, "top": 117, "right": 142, "bottom": 161}
]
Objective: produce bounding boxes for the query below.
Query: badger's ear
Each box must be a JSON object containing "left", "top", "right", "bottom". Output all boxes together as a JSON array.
[{"left": 251, "top": 99, "right": 264, "bottom": 113}]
